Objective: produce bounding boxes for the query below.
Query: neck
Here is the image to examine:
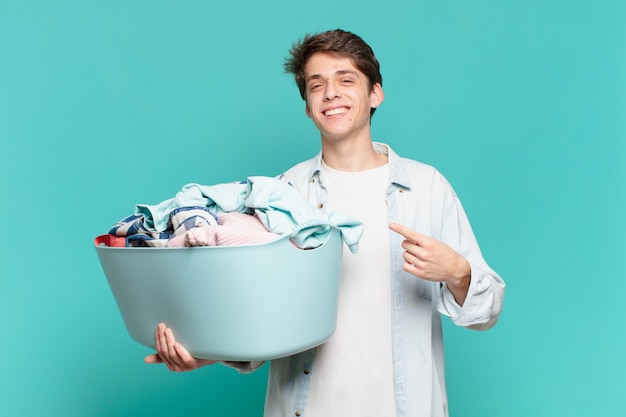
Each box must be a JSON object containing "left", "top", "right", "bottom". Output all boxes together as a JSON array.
[{"left": 320, "top": 136, "right": 388, "bottom": 172}]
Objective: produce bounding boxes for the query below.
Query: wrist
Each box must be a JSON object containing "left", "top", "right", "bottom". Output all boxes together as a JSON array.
[{"left": 446, "top": 257, "right": 471, "bottom": 305}]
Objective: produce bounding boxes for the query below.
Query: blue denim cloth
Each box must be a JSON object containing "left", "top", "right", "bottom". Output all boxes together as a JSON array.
[{"left": 239, "top": 143, "right": 505, "bottom": 417}]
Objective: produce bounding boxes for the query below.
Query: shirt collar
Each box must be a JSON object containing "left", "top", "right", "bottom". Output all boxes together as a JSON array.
[{"left": 308, "top": 142, "right": 412, "bottom": 190}]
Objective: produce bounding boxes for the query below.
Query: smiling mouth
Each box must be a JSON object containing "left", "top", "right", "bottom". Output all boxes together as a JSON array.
[{"left": 324, "top": 107, "right": 349, "bottom": 116}]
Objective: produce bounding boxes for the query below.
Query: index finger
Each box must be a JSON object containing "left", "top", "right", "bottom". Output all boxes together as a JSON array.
[{"left": 388, "top": 222, "right": 428, "bottom": 244}]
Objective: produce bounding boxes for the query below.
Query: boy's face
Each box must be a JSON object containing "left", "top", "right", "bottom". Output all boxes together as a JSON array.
[{"left": 304, "top": 52, "right": 383, "bottom": 143}]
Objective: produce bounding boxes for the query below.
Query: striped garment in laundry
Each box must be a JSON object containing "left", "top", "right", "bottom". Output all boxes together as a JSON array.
[{"left": 108, "top": 206, "right": 219, "bottom": 247}]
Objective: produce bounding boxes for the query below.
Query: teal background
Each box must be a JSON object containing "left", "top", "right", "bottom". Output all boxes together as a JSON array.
[{"left": 1, "top": 0, "right": 625, "bottom": 416}]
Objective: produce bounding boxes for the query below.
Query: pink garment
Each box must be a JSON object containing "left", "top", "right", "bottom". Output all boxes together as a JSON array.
[
  {"left": 94, "top": 234, "right": 126, "bottom": 247},
  {"left": 166, "top": 212, "right": 280, "bottom": 247}
]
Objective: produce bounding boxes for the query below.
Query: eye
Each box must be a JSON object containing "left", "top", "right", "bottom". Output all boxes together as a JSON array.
[
  {"left": 341, "top": 78, "right": 354, "bottom": 84},
  {"left": 308, "top": 83, "right": 323, "bottom": 92}
]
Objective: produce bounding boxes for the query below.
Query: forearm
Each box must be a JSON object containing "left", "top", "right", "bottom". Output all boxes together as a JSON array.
[{"left": 444, "top": 255, "right": 471, "bottom": 306}]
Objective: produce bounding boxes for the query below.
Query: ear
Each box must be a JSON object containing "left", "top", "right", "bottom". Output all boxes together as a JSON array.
[
  {"left": 370, "top": 83, "right": 384, "bottom": 109},
  {"left": 305, "top": 102, "right": 312, "bottom": 119}
]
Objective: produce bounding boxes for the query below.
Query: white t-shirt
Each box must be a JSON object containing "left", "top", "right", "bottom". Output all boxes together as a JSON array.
[{"left": 307, "top": 161, "right": 397, "bottom": 417}]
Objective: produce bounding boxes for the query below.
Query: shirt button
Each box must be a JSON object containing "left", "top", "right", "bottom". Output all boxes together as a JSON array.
[
  {"left": 295, "top": 411, "right": 302, "bottom": 416},
  {"left": 399, "top": 189, "right": 404, "bottom": 193},
  {"left": 318, "top": 203, "right": 324, "bottom": 209},
  {"left": 310, "top": 178, "right": 315, "bottom": 183},
  {"left": 303, "top": 368, "right": 310, "bottom": 374}
]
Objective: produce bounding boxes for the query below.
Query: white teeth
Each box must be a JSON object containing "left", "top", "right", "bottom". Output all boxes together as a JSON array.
[{"left": 325, "top": 107, "right": 348, "bottom": 116}]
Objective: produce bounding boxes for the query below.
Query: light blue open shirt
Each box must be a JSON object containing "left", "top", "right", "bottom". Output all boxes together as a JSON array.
[{"left": 229, "top": 143, "right": 505, "bottom": 417}]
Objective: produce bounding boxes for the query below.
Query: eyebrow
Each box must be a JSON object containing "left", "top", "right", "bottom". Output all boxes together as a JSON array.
[{"left": 306, "top": 69, "right": 360, "bottom": 83}]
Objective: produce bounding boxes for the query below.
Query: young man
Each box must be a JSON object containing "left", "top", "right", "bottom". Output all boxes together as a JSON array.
[{"left": 146, "top": 29, "right": 505, "bottom": 417}]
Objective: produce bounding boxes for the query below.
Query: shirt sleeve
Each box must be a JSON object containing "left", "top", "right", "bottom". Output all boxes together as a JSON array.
[
  {"left": 221, "top": 360, "right": 266, "bottom": 374},
  {"left": 435, "top": 182, "right": 506, "bottom": 330}
]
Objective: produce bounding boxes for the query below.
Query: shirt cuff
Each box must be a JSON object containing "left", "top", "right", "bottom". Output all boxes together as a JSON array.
[{"left": 437, "top": 263, "right": 495, "bottom": 327}]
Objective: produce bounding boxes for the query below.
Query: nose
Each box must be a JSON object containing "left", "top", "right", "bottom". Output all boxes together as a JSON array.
[{"left": 324, "top": 82, "right": 340, "bottom": 101}]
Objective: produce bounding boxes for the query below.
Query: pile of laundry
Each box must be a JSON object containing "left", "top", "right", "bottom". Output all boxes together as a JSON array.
[{"left": 95, "top": 176, "right": 364, "bottom": 253}]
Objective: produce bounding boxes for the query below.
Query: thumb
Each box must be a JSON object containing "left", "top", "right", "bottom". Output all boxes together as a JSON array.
[{"left": 144, "top": 353, "right": 163, "bottom": 365}]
